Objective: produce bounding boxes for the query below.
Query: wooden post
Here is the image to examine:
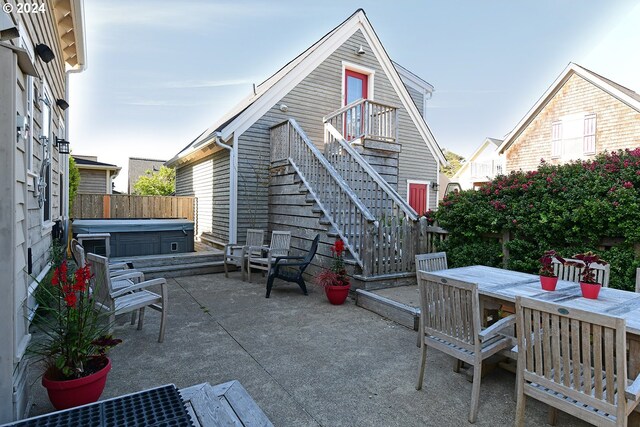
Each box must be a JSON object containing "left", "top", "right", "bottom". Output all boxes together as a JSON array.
[
  {"left": 102, "top": 195, "right": 111, "bottom": 218},
  {"left": 502, "top": 230, "right": 510, "bottom": 268}
]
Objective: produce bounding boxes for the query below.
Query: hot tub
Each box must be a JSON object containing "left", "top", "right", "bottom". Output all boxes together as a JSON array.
[{"left": 72, "top": 218, "right": 194, "bottom": 257}]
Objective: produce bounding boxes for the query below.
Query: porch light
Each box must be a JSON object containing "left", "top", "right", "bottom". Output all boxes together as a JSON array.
[
  {"left": 55, "top": 137, "right": 70, "bottom": 154},
  {"left": 431, "top": 182, "right": 439, "bottom": 191},
  {"left": 56, "top": 99, "right": 69, "bottom": 110},
  {"left": 35, "top": 43, "right": 55, "bottom": 63},
  {"left": 356, "top": 45, "right": 365, "bottom": 55}
]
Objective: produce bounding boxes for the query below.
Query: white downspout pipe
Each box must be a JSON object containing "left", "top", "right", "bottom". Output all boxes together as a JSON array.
[{"left": 214, "top": 132, "right": 238, "bottom": 244}]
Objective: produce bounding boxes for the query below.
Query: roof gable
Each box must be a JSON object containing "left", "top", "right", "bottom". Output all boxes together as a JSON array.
[
  {"left": 498, "top": 62, "right": 640, "bottom": 154},
  {"left": 452, "top": 137, "right": 502, "bottom": 179},
  {"left": 168, "top": 9, "right": 445, "bottom": 167}
]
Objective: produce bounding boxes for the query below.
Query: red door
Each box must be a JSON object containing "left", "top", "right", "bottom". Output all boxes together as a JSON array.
[
  {"left": 344, "top": 70, "right": 368, "bottom": 140},
  {"left": 409, "top": 183, "right": 428, "bottom": 216}
]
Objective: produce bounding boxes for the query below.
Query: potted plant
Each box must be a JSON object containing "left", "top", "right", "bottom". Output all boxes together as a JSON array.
[
  {"left": 568, "top": 251, "right": 609, "bottom": 299},
  {"left": 30, "top": 260, "right": 121, "bottom": 410},
  {"left": 538, "top": 250, "right": 565, "bottom": 291},
  {"left": 316, "top": 239, "right": 351, "bottom": 305}
]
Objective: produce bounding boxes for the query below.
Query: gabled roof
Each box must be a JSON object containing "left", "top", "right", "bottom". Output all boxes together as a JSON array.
[
  {"left": 73, "top": 157, "right": 119, "bottom": 169},
  {"left": 167, "top": 9, "right": 445, "bottom": 167},
  {"left": 498, "top": 62, "right": 640, "bottom": 154},
  {"left": 452, "top": 137, "right": 502, "bottom": 180}
]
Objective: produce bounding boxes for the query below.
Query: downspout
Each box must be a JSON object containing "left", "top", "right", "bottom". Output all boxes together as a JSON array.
[{"left": 213, "top": 132, "right": 238, "bottom": 244}]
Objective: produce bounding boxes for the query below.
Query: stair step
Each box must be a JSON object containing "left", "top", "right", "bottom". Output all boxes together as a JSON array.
[
  {"left": 311, "top": 206, "right": 323, "bottom": 214},
  {"left": 140, "top": 260, "right": 226, "bottom": 279},
  {"left": 305, "top": 194, "right": 315, "bottom": 203},
  {"left": 112, "top": 252, "right": 223, "bottom": 268},
  {"left": 318, "top": 218, "right": 331, "bottom": 225},
  {"left": 355, "top": 289, "right": 418, "bottom": 330}
]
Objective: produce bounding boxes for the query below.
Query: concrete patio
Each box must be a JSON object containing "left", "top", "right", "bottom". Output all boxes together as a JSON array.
[{"left": 26, "top": 273, "right": 589, "bottom": 426}]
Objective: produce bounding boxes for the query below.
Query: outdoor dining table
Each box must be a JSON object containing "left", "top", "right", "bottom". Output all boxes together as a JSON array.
[{"left": 426, "top": 265, "right": 640, "bottom": 425}]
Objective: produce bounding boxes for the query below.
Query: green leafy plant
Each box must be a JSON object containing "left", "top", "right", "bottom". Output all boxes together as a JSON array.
[
  {"left": 30, "top": 260, "right": 121, "bottom": 380},
  {"left": 133, "top": 166, "right": 175, "bottom": 196},
  {"left": 436, "top": 148, "right": 640, "bottom": 289},
  {"left": 69, "top": 155, "right": 80, "bottom": 211},
  {"left": 316, "top": 239, "right": 350, "bottom": 287}
]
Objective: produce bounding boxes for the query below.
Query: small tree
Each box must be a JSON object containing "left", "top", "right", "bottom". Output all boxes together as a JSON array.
[
  {"left": 69, "top": 156, "right": 80, "bottom": 211},
  {"left": 133, "top": 166, "right": 175, "bottom": 196},
  {"left": 442, "top": 150, "right": 465, "bottom": 177}
]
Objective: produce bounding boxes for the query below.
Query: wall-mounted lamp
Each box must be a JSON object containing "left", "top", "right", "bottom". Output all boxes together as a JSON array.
[
  {"left": 356, "top": 45, "right": 365, "bottom": 55},
  {"left": 56, "top": 98, "right": 69, "bottom": 110},
  {"left": 35, "top": 43, "right": 55, "bottom": 63},
  {"left": 55, "top": 137, "right": 70, "bottom": 154},
  {"left": 0, "top": 26, "right": 20, "bottom": 41},
  {"left": 431, "top": 182, "right": 439, "bottom": 191},
  {"left": 279, "top": 104, "right": 288, "bottom": 112}
]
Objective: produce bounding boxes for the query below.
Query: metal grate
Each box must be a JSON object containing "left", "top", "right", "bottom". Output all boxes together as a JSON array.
[{"left": 6, "top": 385, "right": 193, "bottom": 427}]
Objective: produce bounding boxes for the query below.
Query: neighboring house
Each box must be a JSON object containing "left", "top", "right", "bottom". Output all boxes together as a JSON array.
[
  {"left": 72, "top": 155, "right": 121, "bottom": 194},
  {"left": 0, "top": 1, "right": 86, "bottom": 422},
  {"left": 167, "top": 9, "right": 446, "bottom": 285},
  {"left": 498, "top": 63, "right": 640, "bottom": 172},
  {"left": 452, "top": 138, "right": 504, "bottom": 190},
  {"left": 128, "top": 157, "right": 166, "bottom": 194}
]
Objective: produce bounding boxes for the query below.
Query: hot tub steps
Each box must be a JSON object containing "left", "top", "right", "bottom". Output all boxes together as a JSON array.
[
  {"left": 111, "top": 251, "right": 225, "bottom": 279},
  {"left": 355, "top": 286, "right": 420, "bottom": 330}
]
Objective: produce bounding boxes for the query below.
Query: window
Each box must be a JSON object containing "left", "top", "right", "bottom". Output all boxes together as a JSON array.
[
  {"left": 551, "top": 121, "right": 562, "bottom": 158},
  {"left": 583, "top": 114, "right": 596, "bottom": 155}
]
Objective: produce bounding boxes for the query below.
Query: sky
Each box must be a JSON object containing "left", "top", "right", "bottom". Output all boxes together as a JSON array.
[{"left": 68, "top": 0, "right": 640, "bottom": 191}]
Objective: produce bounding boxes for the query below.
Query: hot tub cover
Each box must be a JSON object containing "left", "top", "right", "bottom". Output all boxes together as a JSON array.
[{"left": 72, "top": 219, "right": 194, "bottom": 234}]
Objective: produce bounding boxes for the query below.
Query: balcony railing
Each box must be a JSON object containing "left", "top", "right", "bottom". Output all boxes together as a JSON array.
[{"left": 323, "top": 99, "right": 398, "bottom": 143}]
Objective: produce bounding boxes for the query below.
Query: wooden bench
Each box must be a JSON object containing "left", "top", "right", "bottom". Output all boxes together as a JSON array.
[{"left": 180, "top": 381, "right": 273, "bottom": 427}]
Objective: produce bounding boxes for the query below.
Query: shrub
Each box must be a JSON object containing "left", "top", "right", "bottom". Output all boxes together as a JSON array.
[{"left": 436, "top": 148, "right": 640, "bottom": 290}]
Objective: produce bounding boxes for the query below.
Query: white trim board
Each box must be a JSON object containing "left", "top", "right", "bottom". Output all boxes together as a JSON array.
[
  {"left": 341, "top": 60, "right": 376, "bottom": 104},
  {"left": 498, "top": 62, "right": 640, "bottom": 154}
]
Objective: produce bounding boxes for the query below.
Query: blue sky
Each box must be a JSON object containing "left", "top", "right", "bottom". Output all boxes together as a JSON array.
[{"left": 69, "top": 0, "right": 640, "bottom": 191}]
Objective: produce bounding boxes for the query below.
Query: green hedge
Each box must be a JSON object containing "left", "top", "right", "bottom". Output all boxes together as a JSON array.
[{"left": 436, "top": 148, "right": 640, "bottom": 291}]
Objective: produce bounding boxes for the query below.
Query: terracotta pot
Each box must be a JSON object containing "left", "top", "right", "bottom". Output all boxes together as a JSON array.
[
  {"left": 580, "top": 282, "right": 601, "bottom": 300},
  {"left": 42, "top": 357, "right": 111, "bottom": 410},
  {"left": 540, "top": 276, "right": 558, "bottom": 291},
  {"left": 324, "top": 284, "right": 350, "bottom": 305}
]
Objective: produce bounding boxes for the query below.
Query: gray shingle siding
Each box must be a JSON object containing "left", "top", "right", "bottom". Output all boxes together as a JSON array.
[
  {"left": 78, "top": 169, "right": 107, "bottom": 194},
  {"left": 405, "top": 85, "right": 425, "bottom": 117}
]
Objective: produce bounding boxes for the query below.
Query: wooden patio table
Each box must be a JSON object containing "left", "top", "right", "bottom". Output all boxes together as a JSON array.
[{"left": 427, "top": 265, "right": 640, "bottom": 425}]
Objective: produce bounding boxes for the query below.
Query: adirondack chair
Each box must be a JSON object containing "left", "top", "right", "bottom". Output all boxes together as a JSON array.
[
  {"left": 415, "top": 252, "right": 448, "bottom": 272},
  {"left": 416, "top": 271, "right": 515, "bottom": 423},
  {"left": 87, "top": 253, "right": 168, "bottom": 343},
  {"left": 223, "top": 229, "right": 265, "bottom": 280},
  {"left": 246, "top": 231, "right": 291, "bottom": 282},
  {"left": 552, "top": 257, "right": 610, "bottom": 287},
  {"left": 514, "top": 296, "right": 640, "bottom": 427},
  {"left": 415, "top": 252, "right": 449, "bottom": 348},
  {"left": 265, "top": 234, "right": 319, "bottom": 298}
]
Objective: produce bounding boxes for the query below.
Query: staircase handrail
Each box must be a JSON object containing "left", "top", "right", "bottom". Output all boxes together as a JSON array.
[
  {"left": 324, "top": 122, "right": 418, "bottom": 221},
  {"left": 323, "top": 98, "right": 400, "bottom": 123}
]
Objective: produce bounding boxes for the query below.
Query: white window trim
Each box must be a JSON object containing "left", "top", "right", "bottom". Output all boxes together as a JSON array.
[
  {"left": 41, "top": 83, "right": 53, "bottom": 232},
  {"left": 341, "top": 61, "right": 375, "bottom": 106},
  {"left": 551, "top": 121, "right": 562, "bottom": 159},
  {"left": 406, "top": 179, "right": 431, "bottom": 212},
  {"left": 583, "top": 113, "right": 597, "bottom": 155}
]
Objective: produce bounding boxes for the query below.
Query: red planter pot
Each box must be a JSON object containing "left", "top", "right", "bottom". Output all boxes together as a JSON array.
[
  {"left": 42, "top": 357, "right": 111, "bottom": 410},
  {"left": 540, "top": 276, "right": 558, "bottom": 291},
  {"left": 324, "top": 285, "right": 351, "bottom": 305},
  {"left": 580, "top": 282, "right": 601, "bottom": 300}
]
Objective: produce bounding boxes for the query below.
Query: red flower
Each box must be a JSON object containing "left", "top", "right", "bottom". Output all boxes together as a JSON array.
[
  {"left": 623, "top": 181, "right": 634, "bottom": 189},
  {"left": 333, "top": 239, "right": 345, "bottom": 256},
  {"left": 64, "top": 292, "right": 77, "bottom": 308}
]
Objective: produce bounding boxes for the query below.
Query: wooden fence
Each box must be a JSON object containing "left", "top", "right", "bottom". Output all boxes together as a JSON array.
[{"left": 72, "top": 194, "right": 196, "bottom": 222}]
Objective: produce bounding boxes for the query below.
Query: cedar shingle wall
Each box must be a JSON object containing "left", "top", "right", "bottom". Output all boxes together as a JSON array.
[{"left": 505, "top": 74, "right": 640, "bottom": 172}]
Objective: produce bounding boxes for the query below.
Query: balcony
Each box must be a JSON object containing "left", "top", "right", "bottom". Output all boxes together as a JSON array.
[{"left": 323, "top": 99, "right": 399, "bottom": 152}]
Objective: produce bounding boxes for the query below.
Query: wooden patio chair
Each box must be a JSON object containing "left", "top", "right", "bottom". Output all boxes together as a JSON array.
[
  {"left": 247, "top": 231, "right": 291, "bottom": 282},
  {"left": 416, "top": 271, "right": 516, "bottom": 423},
  {"left": 415, "top": 252, "right": 448, "bottom": 272},
  {"left": 514, "top": 296, "right": 640, "bottom": 427},
  {"left": 415, "top": 252, "right": 449, "bottom": 347},
  {"left": 265, "top": 234, "right": 320, "bottom": 298},
  {"left": 635, "top": 268, "right": 640, "bottom": 293},
  {"left": 87, "top": 253, "right": 168, "bottom": 343},
  {"left": 223, "top": 229, "right": 265, "bottom": 281},
  {"left": 71, "top": 239, "right": 138, "bottom": 281},
  {"left": 552, "top": 257, "right": 610, "bottom": 287}
]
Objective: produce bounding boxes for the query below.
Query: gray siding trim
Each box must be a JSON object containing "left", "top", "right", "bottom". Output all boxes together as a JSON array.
[{"left": 405, "top": 85, "right": 425, "bottom": 117}]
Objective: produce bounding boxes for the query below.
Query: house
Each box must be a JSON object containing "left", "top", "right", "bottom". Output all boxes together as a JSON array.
[
  {"left": 452, "top": 138, "right": 504, "bottom": 190},
  {"left": 72, "top": 155, "right": 121, "bottom": 194},
  {"left": 167, "top": 9, "right": 446, "bottom": 286},
  {"left": 498, "top": 63, "right": 640, "bottom": 172},
  {"left": 0, "top": 1, "right": 86, "bottom": 421},
  {"left": 128, "top": 157, "right": 166, "bottom": 194}
]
